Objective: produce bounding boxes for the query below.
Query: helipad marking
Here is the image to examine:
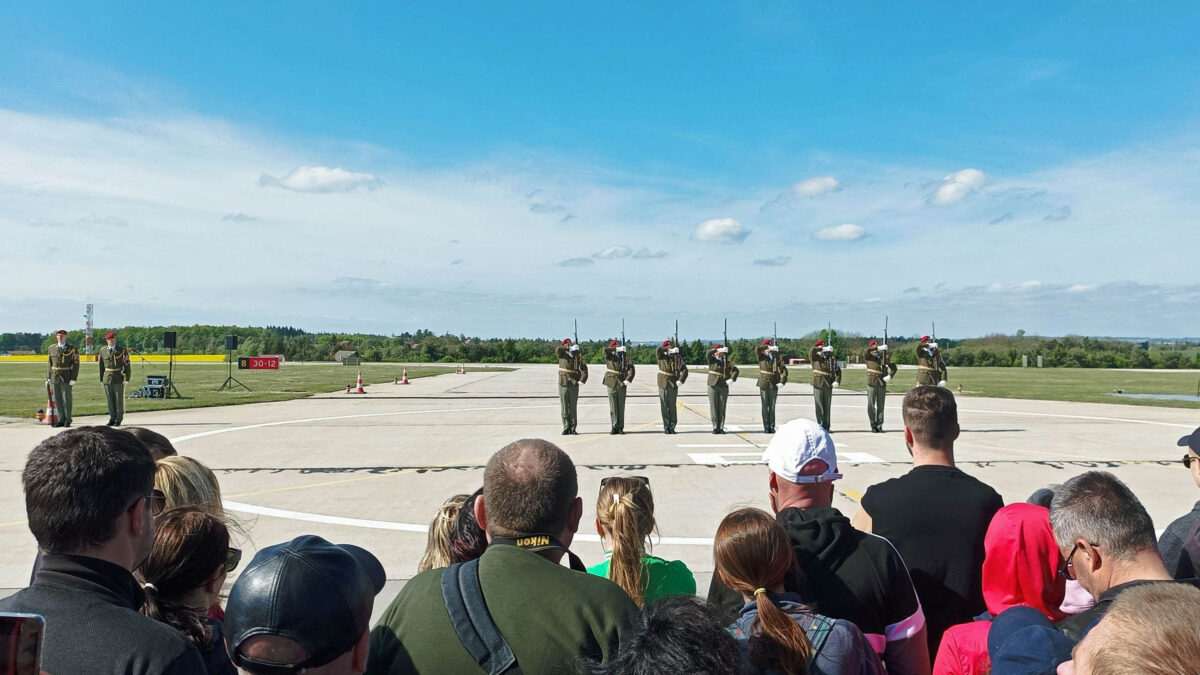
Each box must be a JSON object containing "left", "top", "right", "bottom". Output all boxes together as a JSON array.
[{"left": 223, "top": 500, "right": 714, "bottom": 546}]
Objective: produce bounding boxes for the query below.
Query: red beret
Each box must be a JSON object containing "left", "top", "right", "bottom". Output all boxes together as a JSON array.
[
  {"left": 920, "top": 335, "right": 930, "bottom": 343},
  {"left": 562, "top": 338, "right": 571, "bottom": 344},
  {"left": 869, "top": 339, "right": 878, "bottom": 346},
  {"left": 661, "top": 340, "right": 671, "bottom": 347},
  {"left": 55, "top": 329, "right": 67, "bottom": 336},
  {"left": 763, "top": 339, "right": 772, "bottom": 345},
  {"left": 105, "top": 332, "right": 116, "bottom": 340},
  {"left": 713, "top": 343, "right": 723, "bottom": 349},
  {"left": 609, "top": 339, "right": 618, "bottom": 347},
  {"left": 814, "top": 340, "right": 823, "bottom": 347}
]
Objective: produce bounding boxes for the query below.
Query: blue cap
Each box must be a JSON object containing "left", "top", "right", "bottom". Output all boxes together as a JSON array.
[{"left": 988, "top": 606, "right": 1075, "bottom": 675}]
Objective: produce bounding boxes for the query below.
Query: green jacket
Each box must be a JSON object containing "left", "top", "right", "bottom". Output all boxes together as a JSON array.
[
  {"left": 47, "top": 343, "right": 80, "bottom": 383},
  {"left": 705, "top": 350, "right": 738, "bottom": 389},
  {"left": 556, "top": 344, "right": 587, "bottom": 387},
  {"left": 99, "top": 345, "right": 131, "bottom": 384},
  {"left": 755, "top": 345, "right": 789, "bottom": 389},
  {"left": 863, "top": 347, "right": 898, "bottom": 388},
  {"left": 368, "top": 544, "right": 638, "bottom": 675},
  {"left": 602, "top": 347, "right": 635, "bottom": 388},
  {"left": 655, "top": 346, "right": 685, "bottom": 389},
  {"left": 809, "top": 347, "right": 841, "bottom": 389},
  {"left": 916, "top": 345, "right": 939, "bottom": 385}
]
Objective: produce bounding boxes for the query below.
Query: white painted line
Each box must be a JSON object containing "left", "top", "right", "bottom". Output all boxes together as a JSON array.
[
  {"left": 223, "top": 500, "right": 713, "bottom": 545},
  {"left": 677, "top": 443, "right": 766, "bottom": 448},
  {"left": 688, "top": 452, "right": 765, "bottom": 466},
  {"left": 841, "top": 452, "right": 886, "bottom": 463}
]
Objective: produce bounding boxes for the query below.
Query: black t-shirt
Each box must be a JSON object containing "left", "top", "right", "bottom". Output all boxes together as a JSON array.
[{"left": 861, "top": 464, "right": 1003, "bottom": 654}]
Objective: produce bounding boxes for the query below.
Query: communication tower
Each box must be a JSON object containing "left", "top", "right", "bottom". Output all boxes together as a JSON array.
[{"left": 84, "top": 303, "right": 95, "bottom": 355}]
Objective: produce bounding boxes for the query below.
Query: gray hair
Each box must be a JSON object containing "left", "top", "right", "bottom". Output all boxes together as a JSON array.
[{"left": 1049, "top": 471, "right": 1157, "bottom": 561}]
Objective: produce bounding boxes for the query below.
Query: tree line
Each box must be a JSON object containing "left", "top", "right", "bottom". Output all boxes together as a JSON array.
[{"left": 3, "top": 326, "right": 1196, "bottom": 369}]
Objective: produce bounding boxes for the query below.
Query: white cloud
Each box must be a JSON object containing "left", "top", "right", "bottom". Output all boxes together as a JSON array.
[
  {"left": 691, "top": 218, "right": 750, "bottom": 244},
  {"left": 1067, "top": 284, "right": 1096, "bottom": 293},
  {"left": 789, "top": 176, "right": 840, "bottom": 198},
  {"left": 1044, "top": 206, "right": 1071, "bottom": 221},
  {"left": 592, "top": 245, "right": 633, "bottom": 259},
  {"left": 753, "top": 256, "right": 791, "bottom": 266},
  {"left": 221, "top": 212, "right": 258, "bottom": 222},
  {"left": 557, "top": 257, "right": 594, "bottom": 267},
  {"left": 258, "top": 166, "right": 383, "bottom": 193},
  {"left": 930, "top": 168, "right": 986, "bottom": 205},
  {"left": 988, "top": 280, "right": 1042, "bottom": 293},
  {"left": 813, "top": 223, "right": 866, "bottom": 241},
  {"left": 631, "top": 248, "right": 667, "bottom": 259}
]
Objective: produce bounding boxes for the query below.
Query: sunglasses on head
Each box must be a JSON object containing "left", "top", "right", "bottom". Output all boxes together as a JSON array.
[
  {"left": 600, "top": 476, "right": 649, "bottom": 489},
  {"left": 225, "top": 547, "right": 242, "bottom": 574}
]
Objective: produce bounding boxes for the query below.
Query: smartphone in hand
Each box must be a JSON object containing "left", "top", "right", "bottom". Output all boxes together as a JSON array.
[{"left": 0, "top": 613, "right": 44, "bottom": 675}]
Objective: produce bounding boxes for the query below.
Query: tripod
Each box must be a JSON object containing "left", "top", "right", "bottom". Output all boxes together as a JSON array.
[
  {"left": 166, "top": 346, "right": 183, "bottom": 398},
  {"left": 217, "top": 349, "right": 250, "bottom": 392}
]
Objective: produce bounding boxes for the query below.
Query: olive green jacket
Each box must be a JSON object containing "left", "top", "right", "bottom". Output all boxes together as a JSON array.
[
  {"left": 705, "top": 350, "right": 738, "bottom": 388},
  {"left": 863, "top": 348, "right": 898, "bottom": 388},
  {"left": 656, "top": 346, "right": 686, "bottom": 389},
  {"left": 809, "top": 347, "right": 841, "bottom": 389},
  {"left": 602, "top": 347, "right": 635, "bottom": 388},
  {"left": 47, "top": 343, "right": 80, "bottom": 383},
  {"left": 755, "top": 345, "right": 789, "bottom": 389},
  {"left": 99, "top": 346, "right": 132, "bottom": 384},
  {"left": 367, "top": 544, "right": 638, "bottom": 675},
  {"left": 916, "top": 345, "right": 939, "bottom": 385},
  {"left": 556, "top": 344, "right": 587, "bottom": 387}
]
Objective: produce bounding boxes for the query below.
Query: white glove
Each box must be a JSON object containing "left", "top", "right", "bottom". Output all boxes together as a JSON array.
[
  {"left": 69, "top": 380, "right": 75, "bottom": 387},
  {"left": 877, "top": 345, "right": 888, "bottom": 352},
  {"left": 46, "top": 379, "right": 51, "bottom": 386},
  {"left": 775, "top": 382, "right": 782, "bottom": 388},
  {"left": 882, "top": 375, "right": 891, "bottom": 383},
  {"left": 929, "top": 342, "right": 939, "bottom": 350},
  {"left": 669, "top": 347, "right": 679, "bottom": 354},
  {"left": 938, "top": 380, "right": 948, "bottom": 387},
  {"left": 569, "top": 344, "right": 579, "bottom": 352},
  {"left": 822, "top": 346, "right": 832, "bottom": 353},
  {"left": 616, "top": 346, "right": 626, "bottom": 353},
  {"left": 768, "top": 345, "right": 779, "bottom": 352},
  {"left": 832, "top": 381, "right": 840, "bottom": 388},
  {"left": 717, "top": 347, "right": 728, "bottom": 354}
]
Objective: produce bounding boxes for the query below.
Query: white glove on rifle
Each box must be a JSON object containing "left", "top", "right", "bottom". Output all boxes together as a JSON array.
[
  {"left": 832, "top": 381, "right": 839, "bottom": 388},
  {"left": 929, "top": 342, "right": 939, "bottom": 350},
  {"left": 668, "top": 347, "right": 679, "bottom": 354},
  {"left": 775, "top": 382, "right": 782, "bottom": 388},
  {"left": 938, "top": 380, "right": 948, "bottom": 387},
  {"left": 569, "top": 344, "right": 579, "bottom": 353},
  {"left": 877, "top": 344, "right": 888, "bottom": 352},
  {"left": 616, "top": 346, "right": 626, "bottom": 353},
  {"left": 882, "top": 375, "right": 891, "bottom": 383},
  {"left": 69, "top": 380, "right": 75, "bottom": 387},
  {"left": 768, "top": 345, "right": 779, "bottom": 352},
  {"left": 717, "top": 347, "right": 728, "bottom": 354}
]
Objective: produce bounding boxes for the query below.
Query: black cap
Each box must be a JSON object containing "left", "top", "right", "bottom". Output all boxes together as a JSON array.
[
  {"left": 1179, "top": 427, "right": 1200, "bottom": 454},
  {"left": 225, "top": 536, "right": 385, "bottom": 670}
]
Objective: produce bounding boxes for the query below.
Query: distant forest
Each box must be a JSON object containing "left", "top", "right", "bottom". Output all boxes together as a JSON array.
[{"left": 3, "top": 326, "right": 1198, "bottom": 369}]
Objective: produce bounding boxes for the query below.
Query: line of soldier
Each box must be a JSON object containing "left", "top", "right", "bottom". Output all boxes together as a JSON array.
[
  {"left": 554, "top": 334, "right": 949, "bottom": 436},
  {"left": 45, "top": 330, "right": 132, "bottom": 428}
]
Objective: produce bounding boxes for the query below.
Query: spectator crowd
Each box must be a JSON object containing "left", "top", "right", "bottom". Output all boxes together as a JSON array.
[{"left": 3, "top": 385, "right": 1200, "bottom": 674}]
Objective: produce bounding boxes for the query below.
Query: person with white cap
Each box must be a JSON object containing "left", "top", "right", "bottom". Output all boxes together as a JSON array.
[
  {"left": 706, "top": 418, "right": 930, "bottom": 674},
  {"left": 99, "top": 330, "right": 132, "bottom": 426},
  {"left": 863, "top": 339, "right": 898, "bottom": 433},
  {"left": 705, "top": 343, "right": 738, "bottom": 434},
  {"left": 46, "top": 328, "right": 79, "bottom": 427}
]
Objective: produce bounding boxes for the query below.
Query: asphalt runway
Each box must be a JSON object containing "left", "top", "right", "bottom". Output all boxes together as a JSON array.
[{"left": 2, "top": 364, "right": 1197, "bottom": 618}]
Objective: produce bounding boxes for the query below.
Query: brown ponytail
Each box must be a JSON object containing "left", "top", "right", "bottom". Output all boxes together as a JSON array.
[
  {"left": 137, "top": 506, "right": 229, "bottom": 650},
  {"left": 714, "top": 508, "right": 813, "bottom": 675},
  {"left": 596, "top": 477, "right": 658, "bottom": 608}
]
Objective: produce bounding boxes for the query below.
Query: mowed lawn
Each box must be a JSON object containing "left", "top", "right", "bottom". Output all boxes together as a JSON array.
[
  {"left": 833, "top": 366, "right": 1200, "bottom": 409},
  {"left": 0, "top": 362, "right": 510, "bottom": 420}
]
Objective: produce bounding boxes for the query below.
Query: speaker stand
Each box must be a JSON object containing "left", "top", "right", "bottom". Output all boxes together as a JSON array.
[
  {"left": 217, "top": 349, "right": 250, "bottom": 392},
  {"left": 166, "top": 347, "right": 183, "bottom": 398}
]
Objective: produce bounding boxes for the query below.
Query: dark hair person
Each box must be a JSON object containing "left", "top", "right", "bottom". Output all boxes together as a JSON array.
[
  {"left": 449, "top": 488, "right": 488, "bottom": 564},
  {"left": 715, "top": 508, "right": 883, "bottom": 675},
  {"left": 585, "top": 595, "right": 742, "bottom": 675},
  {"left": 589, "top": 476, "right": 695, "bottom": 608},
  {"left": 138, "top": 506, "right": 239, "bottom": 675}
]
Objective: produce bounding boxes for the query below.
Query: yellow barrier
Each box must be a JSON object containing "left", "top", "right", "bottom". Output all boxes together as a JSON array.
[{"left": 0, "top": 354, "right": 227, "bottom": 363}]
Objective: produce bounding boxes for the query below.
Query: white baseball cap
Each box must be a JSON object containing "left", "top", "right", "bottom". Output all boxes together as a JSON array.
[{"left": 762, "top": 418, "right": 842, "bottom": 484}]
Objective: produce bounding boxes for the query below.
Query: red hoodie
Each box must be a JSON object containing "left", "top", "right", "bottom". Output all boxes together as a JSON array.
[{"left": 932, "top": 503, "right": 1066, "bottom": 675}]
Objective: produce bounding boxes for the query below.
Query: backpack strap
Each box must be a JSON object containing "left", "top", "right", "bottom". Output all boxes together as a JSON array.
[
  {"left": 441, "top": 560, "right": 522, "bottom": 675},
  {"left": 804, "top": 615, "right": 834, "bottom": 664}
]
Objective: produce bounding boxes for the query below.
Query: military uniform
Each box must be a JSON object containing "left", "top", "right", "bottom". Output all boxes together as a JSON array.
[
  {"left": 863, "top": 342, "right": 898, "bottom": 433},
  {"left": 556, "top": 341, "right": 587, "bottom": 434},
  {"left": 47, "top": 337, "right": 80, "bottom": 427},
  {"left": 809, "top": 343, "right": 841, "bottom": 431},
  {"left": 916, "top": 337, "right": 943, "bottom": 386},
  {"left": 705, "top": 346, "right": 738, "bottom": 434},
  {"left": 655, "top": 342, "right": 686, "bottom": 434},
  {"left": 602, "top": 342, "right": 635, "bottom": 434},
  {"left": 99, "top": 336, "right": 132, "bottom": 426},
  {"left": 755, "top": 341, "right": 788, "bottom": 433}
]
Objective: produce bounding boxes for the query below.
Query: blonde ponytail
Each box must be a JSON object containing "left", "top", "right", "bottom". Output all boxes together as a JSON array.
[{"left": 596, "top": 477, "right": 657, "bottom": 608}]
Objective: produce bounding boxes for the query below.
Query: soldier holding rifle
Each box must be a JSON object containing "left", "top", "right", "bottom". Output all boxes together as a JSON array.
[
  {"left": 755, "top": 338, "right": 788, "bottom": 433},
  {"left": 863, "top": 339, "right": 897, "bottom": 433},
  {"left": 705, "top": 343, "right": 738, "bottom": 434},
  {"left": 656, "top": 338, "right": 685, "bottom": 434},
  {"left": 916, "top": 335, "right": 947, "bottom": 387},
  {"left": 603, "top": 337, "right": 635, "bottom": 435},
  {"left": 809, "top": 339, "right": 841, "bottom": 431},
  {"left": 555, "top": 337, "right": 587, "bottom": 435}
]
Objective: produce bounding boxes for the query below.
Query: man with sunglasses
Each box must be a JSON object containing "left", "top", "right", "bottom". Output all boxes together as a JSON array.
[
  {"left": 1049, "top": 471, "right": 1185, "bottom": 643},
  {"left": 0, "top": 426, "right": 204, "bottom": 674},
  {"left": 1158, "top": 427, "right": 1200, "bottom": 579}
]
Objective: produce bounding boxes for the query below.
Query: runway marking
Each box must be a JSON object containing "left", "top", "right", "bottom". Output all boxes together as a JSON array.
[
  {"left": 223, "top": 500, "right": 715, "bottom": 546},
  {"left": 842, "top": 452, "right": 887, "bottom": 464},
  {"left": 688, "top": 451, "right": 884, "bottom": 466},
  {"left": 679, "top": 443, "right": 766, "bottom": 449}
]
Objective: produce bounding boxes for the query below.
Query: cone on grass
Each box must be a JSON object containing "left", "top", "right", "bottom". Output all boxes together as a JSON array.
[
  {"left": 354, "top": 370, "right": 366, "bottom": 394},
  {"left": 401, "top": 367, "right": 410, "bottom": 384}
]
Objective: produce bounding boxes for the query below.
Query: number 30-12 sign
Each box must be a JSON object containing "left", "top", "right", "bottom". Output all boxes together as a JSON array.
[{"left": 237, "top": 357, "right": 280, "bottom": 370}]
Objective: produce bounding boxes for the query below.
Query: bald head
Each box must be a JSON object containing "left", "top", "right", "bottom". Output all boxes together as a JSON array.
[{"left": 482, "top": 439, "right": 578, "bottom": 538}]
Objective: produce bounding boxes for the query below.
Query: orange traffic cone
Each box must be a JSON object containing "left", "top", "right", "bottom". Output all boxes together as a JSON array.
[
  {"left": 401, "top": 367, "right": 410, "bottom": 384},
  {"left": 353, "top": 370, "right": 366, "bottom": 394},
  {"left": 46, "top": 395, "right": 58, "bottom": 426}
]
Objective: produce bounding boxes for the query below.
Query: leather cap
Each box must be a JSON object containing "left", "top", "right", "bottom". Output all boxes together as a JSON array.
[{"left": 225, "top": 536, "right": 385, "bottom": 669}]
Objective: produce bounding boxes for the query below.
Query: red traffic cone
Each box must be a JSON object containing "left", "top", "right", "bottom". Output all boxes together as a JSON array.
[
  {"left": 46, "top": 395, "right": 58, "bottom": 426},
  {"left": 354, "top": 370, "right": 366, "bottom": 394},
  {"left": 458, "top": 363, "right": 466, "bottom": 375},
  {"left": 401, "top": 367, "right": 410, "bottom": 384}
]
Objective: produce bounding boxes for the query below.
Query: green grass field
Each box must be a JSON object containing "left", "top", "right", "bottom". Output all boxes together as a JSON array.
[
  {"left": 834, "top": 366, "right": 1200, "bottom": 409},
  {"left": 0, "top": 362, "right": 511, "bottom": 420}
]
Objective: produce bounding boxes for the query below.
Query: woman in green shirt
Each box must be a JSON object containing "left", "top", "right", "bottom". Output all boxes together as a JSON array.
[{"left": 588, "top": 475, "right": 696, "bottom": 607}]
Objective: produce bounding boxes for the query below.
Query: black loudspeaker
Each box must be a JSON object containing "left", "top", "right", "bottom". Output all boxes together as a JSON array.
[
  {"left": 225, "top": 335, "right": 238, "bottom": 351},
  {"left": 163, "top": 331, "right": 177, "bottom": 349}
]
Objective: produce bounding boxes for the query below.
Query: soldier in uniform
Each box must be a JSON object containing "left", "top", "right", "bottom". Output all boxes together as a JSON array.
[
  {"left": 602, "top": 339, "right": 635, "bottom": 435},
  {"left": 809, "top": 339, "right": 841, "bottom": 431},
  {"left": 863, "top": 339, "right": 898, "bottom": 433},
  {"left": 555, "top": 338, "right": 587, "bottom": 434},
  {"left": 705, "top": 344, "right": 738, "bottom": 434},
  {"left": 655, "top": 339, "right": 685, "bottom": 434},
  {"left": 99, "top": 331, "right": 132, "bottom": 426},
  {"left": 916, "top": 335, "right": 944, "bottom": 387},
  {"left": 755, "top": 338, "right": 788, "bottom": 433},
  {"left": 46, "top": 329, "right": 79, "bottom": 428}
]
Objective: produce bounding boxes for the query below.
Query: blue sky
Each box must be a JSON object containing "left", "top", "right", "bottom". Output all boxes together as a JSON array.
[{"left": 1, "top": 2, "right": 1197, "bottom": 339}]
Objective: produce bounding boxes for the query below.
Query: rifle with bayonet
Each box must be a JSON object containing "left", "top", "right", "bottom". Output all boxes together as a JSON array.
[
  {"left": 573, "top": 319, "right": 588, "bottom": 384},
  {"left": 674, "top": 319, "right": 688, "bottom": 384},
  {"left": 932, "top": 321, "right": 947, "bottom": 385}
]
